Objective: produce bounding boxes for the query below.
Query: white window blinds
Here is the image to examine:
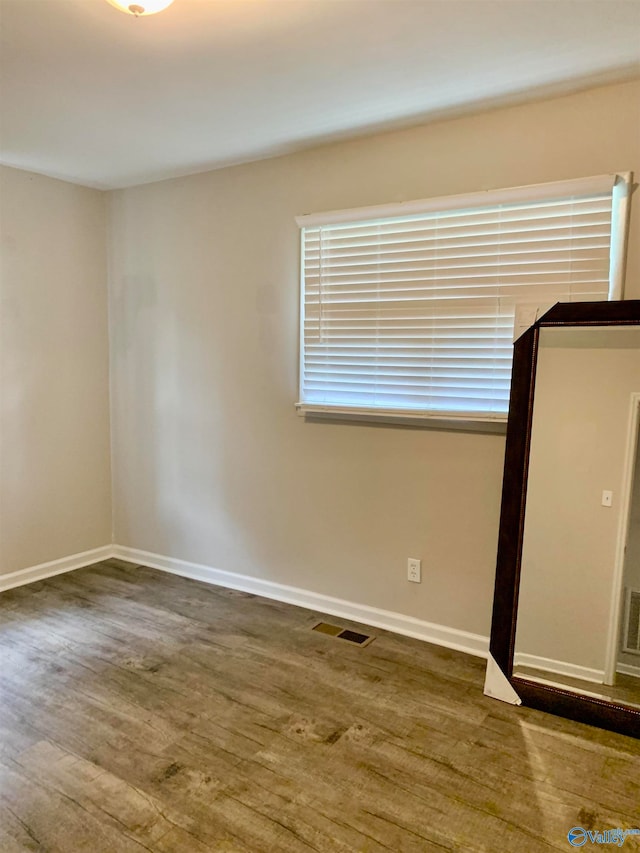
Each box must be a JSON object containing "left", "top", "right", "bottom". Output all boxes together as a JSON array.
[{"left": 297, "top": 174, "right": 630, "bottom": 422}]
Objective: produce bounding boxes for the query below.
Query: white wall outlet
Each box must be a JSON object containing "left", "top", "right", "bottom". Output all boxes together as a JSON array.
[
  {"left": 601, "top": 490, "right": 613, "bottom": 507},
  {"left": 407, "top": 558, "right": 421, "bottom": 583}
]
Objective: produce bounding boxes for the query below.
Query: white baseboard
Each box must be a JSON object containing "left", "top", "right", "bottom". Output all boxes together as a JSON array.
[
  {"left": 616, "top": 662, "right": 640, "bottom": 679},
  {"left": 0, "top": 545, "right": 115, "bottom": 593},
  {"left": 113, "top": 545, "right": 489, "bottom": 659},
  {"left": 513, "top": 652, "right": 605, "bottom": 684}
]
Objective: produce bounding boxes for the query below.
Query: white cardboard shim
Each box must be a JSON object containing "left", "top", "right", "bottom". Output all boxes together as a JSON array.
[
  {"left": 484, "top": 654, "right": 522, "bottom": 705},
  {"left": 513, "top": 302, "right": 556, "bottom": 342}
]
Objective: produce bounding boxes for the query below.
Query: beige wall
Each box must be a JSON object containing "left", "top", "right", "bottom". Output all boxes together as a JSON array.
[
  {"left": 108, "top": 80, "right": 640, "bottom": 637},
  {"left": 516, "top": 328, "right": 640, "bottom": 674},
  {"left": 0, "top": 166, "right": 112, "bottom": 573}
]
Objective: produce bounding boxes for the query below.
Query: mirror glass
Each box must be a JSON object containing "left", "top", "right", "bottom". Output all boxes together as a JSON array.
[{"left": 514, "top": 324, "right": 640, "bottom": 709}]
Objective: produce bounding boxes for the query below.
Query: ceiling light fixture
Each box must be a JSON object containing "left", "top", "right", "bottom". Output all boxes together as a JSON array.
[{"left": 106, "top": 0, "right": 175, "bottom": 16}]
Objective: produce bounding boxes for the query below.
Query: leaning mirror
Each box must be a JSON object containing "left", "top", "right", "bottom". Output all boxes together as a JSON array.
[{"left": 487, "top": 300, "right": 640, "bottom": 737}]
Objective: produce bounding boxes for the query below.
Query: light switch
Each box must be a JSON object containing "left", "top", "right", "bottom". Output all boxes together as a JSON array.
[{"left": 601, "top": 490, "right": 613, "bottom": 507}]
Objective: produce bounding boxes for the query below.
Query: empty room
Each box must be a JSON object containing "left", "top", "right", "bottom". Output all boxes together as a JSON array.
[{"left": 1, "top": 0, "right": 640, "bottom": 850}]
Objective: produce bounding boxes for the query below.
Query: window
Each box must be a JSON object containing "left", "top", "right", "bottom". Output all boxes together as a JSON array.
[{"left": 296, "top": 173, "right": 631, "bottom": 423}]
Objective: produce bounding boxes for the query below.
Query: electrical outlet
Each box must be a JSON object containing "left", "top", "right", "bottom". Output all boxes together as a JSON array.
[{"left": 407, "top": 558, "right": 421, "bottom": 583}]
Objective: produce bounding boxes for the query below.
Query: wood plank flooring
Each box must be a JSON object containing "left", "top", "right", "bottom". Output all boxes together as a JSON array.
[{"left": 0, "top": 559, "right": 638, "bottom": 852}]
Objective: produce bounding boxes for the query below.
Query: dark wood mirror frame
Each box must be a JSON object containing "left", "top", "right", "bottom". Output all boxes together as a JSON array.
[{"left": 489, "top": 299, "right": 640, "bottom": 737}]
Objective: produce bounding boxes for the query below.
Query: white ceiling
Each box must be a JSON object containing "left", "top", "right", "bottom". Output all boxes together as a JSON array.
[{"left": 1, "top": 0, "right": 639, "bottom": 190}]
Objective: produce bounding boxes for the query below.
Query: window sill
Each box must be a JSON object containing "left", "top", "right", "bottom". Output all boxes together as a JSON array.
[{"left": 295, "top": 403, "right": 507, "bottom": 434}]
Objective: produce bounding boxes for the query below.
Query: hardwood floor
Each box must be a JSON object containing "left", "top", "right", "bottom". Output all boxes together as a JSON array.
[{"left": 0, "top": 559, "right": 638, "bottom": 852}]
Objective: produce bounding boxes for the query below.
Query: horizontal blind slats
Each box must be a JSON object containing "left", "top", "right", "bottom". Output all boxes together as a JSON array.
[
  {"left": 300, "top": 185, "right": 613, "bottom": 416},
  {"left": 303, "top": 193, "right": 612, "bottom": 236}
]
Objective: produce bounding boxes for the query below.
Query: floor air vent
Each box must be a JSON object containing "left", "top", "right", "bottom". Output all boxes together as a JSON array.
[
  {"left": 622, "top": 588, "right": 640, "bottom": 656},
  {"left": 312, "top": 622, "right": 375, "bottom": 647}
]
